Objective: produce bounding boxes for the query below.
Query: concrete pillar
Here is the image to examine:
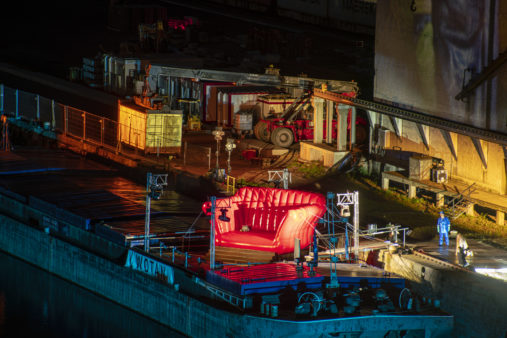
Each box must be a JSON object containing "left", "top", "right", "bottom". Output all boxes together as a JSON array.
[
  {"left": 382, "top": 176, "right": 389, "bottom": 190},
  {"left": 466, "top": 203, "right": 475, "bottom": 217},
  {"left": 408, "top": 185, "right": 416, "bottom": 199},
  {"left": 336, "top": 103, "right": 348, "bottom": 151},
  {"left": 313, "top": 98, "right": 323, "bottom": 144},
  {"left": 326, "top": 101, "right": 333, "bottom": 144},
  {"left": 496, "top": 211, "right": 505, "bottom": 226},
  {"left": 435, "top": 193, "right": 444, "bottom": 208}
]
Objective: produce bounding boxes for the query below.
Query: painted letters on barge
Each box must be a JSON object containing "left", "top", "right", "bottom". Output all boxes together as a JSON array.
[{"left": 125, "top": 249, "right": 174, "bottom": 284}]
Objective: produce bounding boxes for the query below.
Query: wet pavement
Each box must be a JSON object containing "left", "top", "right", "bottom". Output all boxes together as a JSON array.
[
  {"left": 415, "top": 237, "right": 507, "bottom": 271},
  {"left": 0, "top": 147, "right": 205, "bottom": 235}
]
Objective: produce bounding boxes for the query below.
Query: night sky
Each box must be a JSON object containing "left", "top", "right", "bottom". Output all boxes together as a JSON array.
[
  {"left": 0, "top": 1, "right": 113, "bottom": 77},
  {"left": 0, "top": 1, "right": 374, "bottom": 94}
]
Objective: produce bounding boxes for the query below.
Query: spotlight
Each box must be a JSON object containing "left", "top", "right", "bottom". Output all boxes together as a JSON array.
[
  {"left": 218, "top": 208, "right": 230, "bottom": 222},
  {"left": 340, "top": 205, "right": 351, "bottom": 217},
  {"left": 149, "top": 184, "right": 163, "bottom": 200}
]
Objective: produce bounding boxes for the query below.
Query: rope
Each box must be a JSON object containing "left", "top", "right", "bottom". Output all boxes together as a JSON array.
[{"left": 183, "top": 210, "right": 203, "bottom": 238}]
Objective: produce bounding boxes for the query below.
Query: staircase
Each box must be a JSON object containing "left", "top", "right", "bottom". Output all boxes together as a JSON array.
[{"left": 448, "top": 183, "right": 476, "bottom": 220}]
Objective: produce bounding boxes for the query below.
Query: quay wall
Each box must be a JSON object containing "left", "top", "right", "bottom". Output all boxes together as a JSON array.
[{"left": 381, "top": 250, "right": 507, "bottom": 338}]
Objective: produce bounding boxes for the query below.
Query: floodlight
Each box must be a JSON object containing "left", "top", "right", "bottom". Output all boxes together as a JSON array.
[
  {"left": 340, "top": 205, "right": 351, "bottom": 217},
  {"left": 218, "top": 208, "right": 230, "bottom": 222}
]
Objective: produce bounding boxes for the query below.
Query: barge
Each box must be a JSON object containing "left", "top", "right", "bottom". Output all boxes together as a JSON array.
[{"left": 0, "top": 149, "right": 453, "bottom": 337}]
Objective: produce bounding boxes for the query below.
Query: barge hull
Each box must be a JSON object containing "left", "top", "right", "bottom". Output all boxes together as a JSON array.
[{"left": 0, "top": 209, "right": 453, "bottom": 337}]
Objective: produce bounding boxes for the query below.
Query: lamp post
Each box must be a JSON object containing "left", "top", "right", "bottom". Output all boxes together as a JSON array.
[
  {"left": 225, "top": 138, "right": 236, "bottom": 174},
  {"left": 212, "top": 127, "right": 225, "bottom": 179},
  {"left": 144, "top": 172, "right": 168, "bottom": 252}
]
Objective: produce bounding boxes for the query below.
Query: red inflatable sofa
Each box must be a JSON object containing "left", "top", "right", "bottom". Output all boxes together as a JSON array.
[{"left": 202, "top": 187, "right": 326, "bottom": 254}]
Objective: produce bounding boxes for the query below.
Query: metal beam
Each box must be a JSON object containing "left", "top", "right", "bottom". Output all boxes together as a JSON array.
[
  {"left": 153, "top": 65, "right": 357, "bottom": 92},
  {"left": 365, "top": 110, "right": 375, "bottom": 127},
  {"left": 440, "top": 130, "right": 457, "bottom": 161},
  {"left": 389, "top": 116, "right": 401, "bottom": 139},
  {"left": 471, "top": 137, "right": 487, "bottom": 169},
  {"left": 416, "top": 123, "right": 429, "bottom": 150},
  {"left": 366, "top": 110, "right": 377, "bottom": 154},
  {"left": 350, "top": 106, "right": 357, "bottom": 147},
  {"left": 455, "top": 50, "right": 507, "bottom": 101},
  {"left": 313, "top": 89, "right": 507, "bottom": 147}
]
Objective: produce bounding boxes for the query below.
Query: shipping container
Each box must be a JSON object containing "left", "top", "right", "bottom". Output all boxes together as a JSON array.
[
  {"left": 118, "top": 101, "right": 182, "bottom": 154},
  {"left": 201, "top": 82, "right": 234, "bottom": 122},
  {"left": 257, "top": 94, "right": 295, "bottom": 119},
  {"left": 215, "top": 86, "right": 282, "bottom": 126}
]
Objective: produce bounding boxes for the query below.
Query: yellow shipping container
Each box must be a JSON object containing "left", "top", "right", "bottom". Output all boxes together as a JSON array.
[{"left": 118, "top": 101, "right": 182, "bottom": 154}]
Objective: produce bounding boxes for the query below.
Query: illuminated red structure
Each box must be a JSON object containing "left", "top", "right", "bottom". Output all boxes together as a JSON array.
[{"left": 202, "top": 187, "right": 326, "bottom": 254}]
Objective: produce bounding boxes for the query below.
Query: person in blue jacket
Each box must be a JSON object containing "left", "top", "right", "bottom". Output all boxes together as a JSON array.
[{"left": 437, "top": 211, "right": 450, "bottom": 246}]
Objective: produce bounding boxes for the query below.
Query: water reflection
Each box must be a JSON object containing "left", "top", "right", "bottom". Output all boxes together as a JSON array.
[{"left": 0, "top": 252, "right": 184, "bottom": 338}]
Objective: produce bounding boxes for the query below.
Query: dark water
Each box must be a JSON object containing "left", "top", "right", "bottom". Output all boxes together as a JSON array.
[{"left": 0, "top": 251, "right": 185, "bottom": 338}]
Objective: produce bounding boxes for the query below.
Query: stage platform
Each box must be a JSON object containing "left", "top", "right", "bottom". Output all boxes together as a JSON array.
[
  {"left": 206, "top": 263, "right": 324, "bottom": 296},
  {"left": 205, "top": 261, "right": 406, "bottom": 296}
]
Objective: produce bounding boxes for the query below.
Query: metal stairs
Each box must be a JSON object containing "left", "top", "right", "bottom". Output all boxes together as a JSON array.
[{"left": 447, "top": 183, "right": 476, "bottom": 220}]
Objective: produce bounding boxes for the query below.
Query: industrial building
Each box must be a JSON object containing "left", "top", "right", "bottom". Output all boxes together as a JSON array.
[{"left": 368, "top": 0, "right": 507, "bottom": 224}]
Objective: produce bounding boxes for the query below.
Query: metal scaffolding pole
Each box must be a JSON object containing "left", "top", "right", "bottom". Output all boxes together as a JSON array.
[
  {"left": 144, "top": 172, "right": 152, "bottom": 252},
  {"left": 209, "top": 196, "right": 216, "bottom": 270},
  {"left": 336, "top": 191, "right": 360, "bottom": 262},
  {"left": 144, "top": 172, "right": 168, "bottom": 253},
  {"left": 353, "top": 191, "right": 359, "bottom": 260}
]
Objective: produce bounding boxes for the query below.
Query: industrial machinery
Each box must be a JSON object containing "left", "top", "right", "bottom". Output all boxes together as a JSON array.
[
  {"left": 431, "top": 159, "right": 448, "bottom": 183},
  {"left": 253, "top": 90, "right": 367, "bottom": 148}
]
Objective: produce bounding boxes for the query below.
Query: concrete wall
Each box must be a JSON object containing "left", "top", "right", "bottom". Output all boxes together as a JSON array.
[
  {"left": 381, "top": 251, "right": 507, "bottom": 338},
  {"left": 379, "top": 120, "right": 506, "bottom": 195},
  {"left": 374, "top": 0, "right": 506, "bottom": 134}
]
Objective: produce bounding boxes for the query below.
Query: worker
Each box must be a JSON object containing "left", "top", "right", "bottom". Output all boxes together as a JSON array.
[
  {"left": 456, "top": 232, "right": 472, "bottom": 267},
  {"left": 455, "top": 233, "right": 468, "bottom": 256},
  {"left": 437, "top": 211, "right": 450, "bottom": 246}
]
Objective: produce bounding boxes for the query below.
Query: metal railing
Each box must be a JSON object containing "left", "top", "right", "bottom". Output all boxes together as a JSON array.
[
  {"left": 226, "top": 175, "right": 236, "bottom": 195},
  {"left": 449, "top": 182, "right": 476, "bottom": 219},
  {"left": 0, "top": 83, "right": 181, "bottom": 159}
]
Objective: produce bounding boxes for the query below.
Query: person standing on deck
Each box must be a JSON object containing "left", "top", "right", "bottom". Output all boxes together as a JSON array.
[{"left": 437, "top": 211, "right": 450, "bottom": 246}]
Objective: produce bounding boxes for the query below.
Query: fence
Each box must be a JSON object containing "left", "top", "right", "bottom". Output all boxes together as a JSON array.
[{"left": 0, "top": 83, "right": 181, "bottom": 157}]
